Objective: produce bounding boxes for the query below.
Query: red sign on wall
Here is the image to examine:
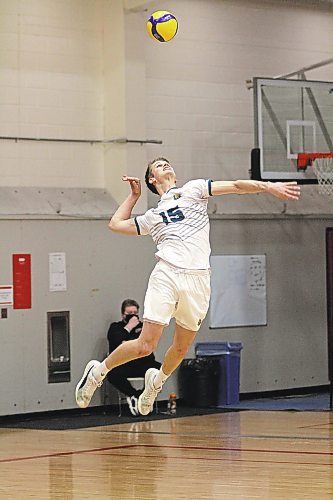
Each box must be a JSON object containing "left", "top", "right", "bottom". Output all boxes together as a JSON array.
[{"left": 13, "top": 254, "right": 32, "bottom": 309}]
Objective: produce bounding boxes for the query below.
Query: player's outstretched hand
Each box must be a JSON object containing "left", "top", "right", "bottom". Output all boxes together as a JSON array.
[
  {"left": 268, "top": 181, "right": 301, "bottom": 201},
  {"left": 122, "top": 176, "right": 141, "bottom": 198}
]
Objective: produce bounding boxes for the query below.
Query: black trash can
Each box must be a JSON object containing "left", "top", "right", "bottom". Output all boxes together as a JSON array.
[
  {"left": 195, "top": 342, "right": 243, "bottom": 406},
  {"left": 179, "top": 358, "right": 219, "bottom": 408}
]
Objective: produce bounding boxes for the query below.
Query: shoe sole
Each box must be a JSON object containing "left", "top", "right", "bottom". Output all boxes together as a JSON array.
[
  {"left": 137, "top": 368, "right": 158, "bottom": 416},
  {"left": 75, "top": 360, "right": 98, "bottom": 408}
]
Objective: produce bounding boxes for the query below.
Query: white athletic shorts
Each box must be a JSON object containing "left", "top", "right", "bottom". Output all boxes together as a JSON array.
[{"left": 143, "top": 259, "right": 211, "bottom": 332}]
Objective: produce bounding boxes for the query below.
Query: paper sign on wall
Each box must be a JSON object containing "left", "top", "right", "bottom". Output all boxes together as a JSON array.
[
  {"left": 0, "top": 286, "right": 13, "bottom": 306},
  {"left": 49, "top": 253, "right": 67, "bottom": 292}
]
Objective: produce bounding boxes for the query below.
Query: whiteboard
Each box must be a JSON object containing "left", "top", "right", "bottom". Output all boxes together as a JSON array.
[{"left": 210, "top": 255, "right": 267, "bottom": 328}]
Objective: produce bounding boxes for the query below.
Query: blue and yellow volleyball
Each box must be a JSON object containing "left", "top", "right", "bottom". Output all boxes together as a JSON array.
[{"left": 146, "top": 11, "right": 178, "bottom": 43}]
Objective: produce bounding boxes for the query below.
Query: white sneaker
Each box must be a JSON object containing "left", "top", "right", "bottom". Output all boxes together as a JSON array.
[
  {"left": 75, "top": 360, "right": 102, "bottom": 408},
  {"left": 126, "top": 396, "right": 139, "bottom": 416},
  {"left": 137, "top": 368, "right": 161, "bottom": 416}
]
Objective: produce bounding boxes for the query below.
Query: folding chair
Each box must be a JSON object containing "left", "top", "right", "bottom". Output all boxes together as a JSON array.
[{"left": 117, "top": 377, "right": 159, "bottom": 416}]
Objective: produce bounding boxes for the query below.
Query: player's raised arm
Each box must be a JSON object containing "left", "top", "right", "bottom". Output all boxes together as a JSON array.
[
  {"left": 211, "top": 180, "right": 300, "bottom": 201},
  {"left": 108, "top": 176, "right": 141, "bottom": 235}
]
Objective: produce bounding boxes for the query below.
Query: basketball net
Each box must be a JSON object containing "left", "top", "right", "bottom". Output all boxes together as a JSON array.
[{"left": 313, "top": 157, "right": 333, "bottom": 196}]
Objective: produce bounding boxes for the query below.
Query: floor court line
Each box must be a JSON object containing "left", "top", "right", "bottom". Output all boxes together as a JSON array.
[
  {"left": 298, "top": 422, "right": 333, "bottom": 429},
  {"left": 0, "top": 444, "right": 136, "bottom": 464},
  {"left": 2, "top": 442, "right": 332, "bottom": 464},
  {"left": 95, "top": 451, "right": 333, "bottom": 467}
]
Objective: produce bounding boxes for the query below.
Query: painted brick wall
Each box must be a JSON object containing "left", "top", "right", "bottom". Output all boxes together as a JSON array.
[{"left": 0, "top": 0, "right": 104, "bottom": 187}]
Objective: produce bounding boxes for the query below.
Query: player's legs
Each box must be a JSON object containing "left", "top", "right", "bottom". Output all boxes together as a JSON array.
[
  {"left": 75, "top": 260, "right": 173, "bottom": 409},
  {"left": 105, "top": 259, "right": 177, "bottom": 372},
  {"left": 75, "top": 321, "right": 164, "bottom": 409},
  {"left": 137, "top": 263, "right": 211, "bottom": 415},
  {"left": 154, "top": 269, "right": 210, "bottom": 380},
  {"left": 136, "top": 262, "right": 180, "bottom": 415},
  {"left": 76, "top": 261, "right": 178, "bottom": 410},
  {"left": 161, "top": 323, "right": 197, "bottom": 375},
  {"left": 137, "top": 324, "right": 196, "bottom": 416}
]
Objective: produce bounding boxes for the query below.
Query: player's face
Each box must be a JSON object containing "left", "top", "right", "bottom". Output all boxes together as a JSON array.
[{"left": 150, "top": 160, "right": 176, "bottom": 182}]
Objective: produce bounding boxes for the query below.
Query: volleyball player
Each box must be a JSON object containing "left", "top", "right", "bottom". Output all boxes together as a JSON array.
[{"left": 75, "top": 158, "right": 300, "bottom": 415}]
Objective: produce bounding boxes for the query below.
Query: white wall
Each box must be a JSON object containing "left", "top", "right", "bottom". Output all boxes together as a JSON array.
[{"left": 0, "top": 0, "right": 105, "bottom": 187}]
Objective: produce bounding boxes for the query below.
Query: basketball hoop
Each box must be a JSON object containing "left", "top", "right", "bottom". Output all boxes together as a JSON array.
[
  {"left": 297, "top": 152, "right": 333, "bottom": 196},
  {"left": 313, "top": 157, "right": 333, "bottom": 196}
]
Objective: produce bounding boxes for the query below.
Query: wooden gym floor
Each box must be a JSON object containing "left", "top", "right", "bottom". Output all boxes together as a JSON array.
[{"left": 0, "top": 410, "right": 332, "bottom": 499}]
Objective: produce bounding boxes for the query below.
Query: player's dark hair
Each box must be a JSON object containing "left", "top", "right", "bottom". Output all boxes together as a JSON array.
[
  {"left": 121, "top": 299, "right": 139, "bottom": 314},
  {"left": 145, "top": 157, "right": 170, "bottom": 195}
]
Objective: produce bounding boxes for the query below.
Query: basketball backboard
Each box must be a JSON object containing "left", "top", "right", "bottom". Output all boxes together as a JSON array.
[{"left": 251, "top": 77, "right": 333, "bottom": 184}]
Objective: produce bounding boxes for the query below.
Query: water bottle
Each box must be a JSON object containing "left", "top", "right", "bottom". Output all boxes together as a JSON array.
[{"left": 168, "top": 392, "right": 177, "bottom": 415}]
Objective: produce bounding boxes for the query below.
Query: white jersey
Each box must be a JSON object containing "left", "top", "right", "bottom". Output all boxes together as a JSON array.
[{"left": 135, "top": 179, "right": 213, "bottom": 270}]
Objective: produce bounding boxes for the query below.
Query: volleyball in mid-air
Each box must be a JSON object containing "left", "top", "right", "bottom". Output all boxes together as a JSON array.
[{"left": 146, "top": 11, "right": 178, "bottom": 43}]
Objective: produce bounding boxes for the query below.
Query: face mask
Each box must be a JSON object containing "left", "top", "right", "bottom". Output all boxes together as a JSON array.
[{"left": 124, "top": 313, "right": 139, "bottom": 324}]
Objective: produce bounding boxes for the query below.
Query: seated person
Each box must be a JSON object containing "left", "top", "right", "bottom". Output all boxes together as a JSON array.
[{"left": 107, "top": 298, "right": 161, "bottom": 416}]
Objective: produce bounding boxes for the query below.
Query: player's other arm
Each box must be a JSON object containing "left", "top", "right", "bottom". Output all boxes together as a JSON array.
[
  {"left": 211, "top": 180, "right": 300, "bottom": 201},
  {"left": 109, "top": 176, "right": 141, "bottom": 235}
]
